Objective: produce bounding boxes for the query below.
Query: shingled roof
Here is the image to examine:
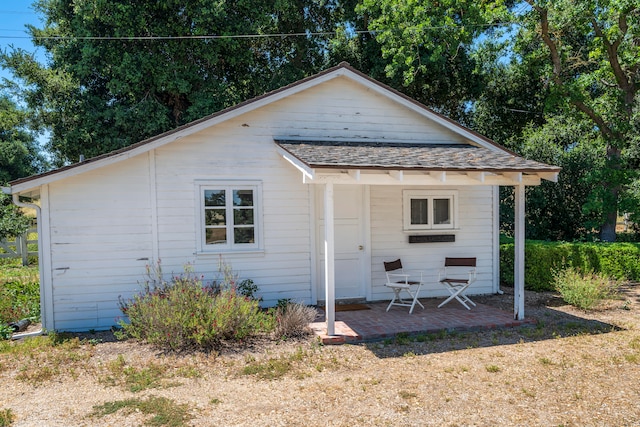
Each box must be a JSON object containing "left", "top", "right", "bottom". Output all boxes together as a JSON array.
[{"left": 275, "top": 140, "right": 560, "bottom": 174}]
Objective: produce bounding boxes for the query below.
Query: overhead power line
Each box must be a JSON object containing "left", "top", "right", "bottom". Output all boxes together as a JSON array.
[{"left": 0, "top": 22, "right": 519, "bottom": 42}]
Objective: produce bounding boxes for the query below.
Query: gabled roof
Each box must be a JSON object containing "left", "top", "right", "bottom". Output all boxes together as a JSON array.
[{"left": 9, "top": 62, "right": 558, "bottom": 193}]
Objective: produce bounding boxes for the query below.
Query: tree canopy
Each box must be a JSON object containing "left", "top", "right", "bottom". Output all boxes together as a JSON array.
[
  {"left": 1, "top": 0, "right": 639, "bottom": 241},
  {"left": 2, "top": 0, "right": 346, "bottom": 165}
]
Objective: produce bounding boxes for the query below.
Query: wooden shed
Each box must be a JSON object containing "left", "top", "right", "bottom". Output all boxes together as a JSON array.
[{"left": 5, "top": 63, "right": 559, "bottom": 333}]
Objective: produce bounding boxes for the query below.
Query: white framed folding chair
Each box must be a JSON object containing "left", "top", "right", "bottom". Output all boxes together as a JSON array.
[
  {"left": 438, "top": 257, "right": 477, "bottom": 310},
  {"left": 383, "top": 259, "right": 425, "bottom": 314}
]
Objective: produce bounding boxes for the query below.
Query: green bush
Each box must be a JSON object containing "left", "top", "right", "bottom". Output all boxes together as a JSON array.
[
  {"left": 118, "top": 264, "right": 274, "bottom": 351},
  {"left": 0, "top": 261, "right": 40, "bottom": 331},
  {"left": 501, "top": 241, "right": 640, "bottom": 291},
  {"left": 554, "top": 268, "right": 619, "bottom": 310}
]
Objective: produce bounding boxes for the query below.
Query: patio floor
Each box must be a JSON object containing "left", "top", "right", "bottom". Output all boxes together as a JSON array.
[{"left": 310, "top": 298, "right": 536, "bottom": 345}]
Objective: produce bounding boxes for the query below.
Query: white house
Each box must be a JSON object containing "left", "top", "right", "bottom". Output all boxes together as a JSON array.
[{"left": 5, "top": 63, "right": 559, "bottom": 334}]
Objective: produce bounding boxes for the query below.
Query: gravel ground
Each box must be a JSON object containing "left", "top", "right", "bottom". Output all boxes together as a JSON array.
[{"left": 1, "top": 285, "right": 640, "bottom": 426}]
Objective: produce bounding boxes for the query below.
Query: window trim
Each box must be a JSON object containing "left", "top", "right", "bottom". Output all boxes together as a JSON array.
[
  {"left": 403, "top": 189, "right": 458, "bottom": 231},
  {"left": 195, "top": 180, "right": 263, "bottom": 253}
]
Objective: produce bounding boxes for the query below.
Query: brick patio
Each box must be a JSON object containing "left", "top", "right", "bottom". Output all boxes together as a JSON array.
[{"left": 310, "top": 297, "right": 535, "bottom": 345}]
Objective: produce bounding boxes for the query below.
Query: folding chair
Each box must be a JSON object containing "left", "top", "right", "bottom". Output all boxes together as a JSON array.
[
  {"left": 383, "top": 259, "right": 425, "bottom": 314},
  {"left": 438, "top": 257, "right": 477, "bottom": 310}
]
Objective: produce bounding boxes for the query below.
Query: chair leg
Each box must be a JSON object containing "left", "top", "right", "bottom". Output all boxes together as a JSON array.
[
  {"left": 438, "top": 283, "right": 472, "bottom": 310},
  {"left": 408, "top": 286, "right": 424, "bottom": 314},
  {"left": 386, "top": 288, "right": 402, "bottom": 312}
]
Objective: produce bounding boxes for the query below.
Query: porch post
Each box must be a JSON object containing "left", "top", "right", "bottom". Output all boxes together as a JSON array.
[
  {"left": 514, "top": 184, "right": 525, "bottom": 320},
  {"left": 324, "top": 182, "right": 336, "bottom": 336}
]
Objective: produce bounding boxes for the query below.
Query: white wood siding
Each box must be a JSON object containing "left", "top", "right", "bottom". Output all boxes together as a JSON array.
[
  {"left": 47, "top": 156, "right": 153, "bottom": 331},
  {"left": 370, "top": 185, "right": 496, "bottom": 302},
  {"left": 43, "top": 75, "right": 497, "bottom": 331}
]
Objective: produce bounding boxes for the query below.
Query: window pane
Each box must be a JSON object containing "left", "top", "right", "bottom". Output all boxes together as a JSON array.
[
  {"left": 234, "top": 227, "right": 255, "bottom": 244},
  {"left": 205, "top": 209, "right": 226, "bottom": 226},
  {"left": 410, "top": 199, "right": 429, "bottom": 225},
  {"left": 206, "top": 228, "right": 227, "bottom": 245},
  {"left": 233, "top": 190, "right": 254, "bottom": 206},
  {"left": 234, "top": 208, "right": 254, "bottom": 225},
  {"left": 433, "top": 198, "right": 451, "bottom": 225},
  {"left": 204, "top": 190, "right": 225, "bottom": 207}
]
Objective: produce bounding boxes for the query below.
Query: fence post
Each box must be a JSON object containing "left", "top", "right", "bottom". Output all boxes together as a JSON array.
[{"left": 19, "top": 232, "right": 28, "bottom": 266}]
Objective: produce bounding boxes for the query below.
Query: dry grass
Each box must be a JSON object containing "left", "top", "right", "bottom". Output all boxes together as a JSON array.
[{"left": 1, "top": 285, "right": 640, "bottom": 426}]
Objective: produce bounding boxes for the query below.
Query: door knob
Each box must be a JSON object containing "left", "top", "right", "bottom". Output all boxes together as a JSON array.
[{"left": 358, "top": 245, "right": 364, "bottom": 250}]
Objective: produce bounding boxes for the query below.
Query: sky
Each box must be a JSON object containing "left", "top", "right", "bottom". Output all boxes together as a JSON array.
[{"left": 0, "top": 2, "right": 46, "bottom": 83}]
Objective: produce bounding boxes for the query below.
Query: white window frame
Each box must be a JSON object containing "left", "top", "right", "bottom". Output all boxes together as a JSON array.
[
  {"left": 403, "top": 189, "right": 458, "bottom": 231},
  {"left": 195, "top": 180, "right": 263, "bottom": 253}
]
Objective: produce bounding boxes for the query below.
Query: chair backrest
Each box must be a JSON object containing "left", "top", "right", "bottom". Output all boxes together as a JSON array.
[
  {"left": 384, "top": 259, "right": 403, "bottom": 272},
  {"left": 444, "top": 257, "right": 476, "bottom": 268}
]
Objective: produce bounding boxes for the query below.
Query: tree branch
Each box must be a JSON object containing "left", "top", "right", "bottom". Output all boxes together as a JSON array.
[
  {"left": 526, "top": 1, "right": 563, "bottom": 85},
  {"left": 590, "top": 13, "right": 636, "bottom": 107},
  {"left": 527, "top": 1, "right": 618, "bottom": 140}
]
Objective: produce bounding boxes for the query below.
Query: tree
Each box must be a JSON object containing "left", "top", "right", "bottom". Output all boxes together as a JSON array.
[
  {"left": 0, "top": 95, "right": 45, "bottom": 239},
  {"left": 0, "top": 95, "right": 47, "bottom": 184},
  {"left": 517, "top": 0, "right": 640, "bottom": 241},
  {"left": 1, "top": 0, "right": 346, "bottom": 166},
  {"left": 353, "top": 0, "right": 510, "bottom": 122},
  {"left": 359, "top": 0, "right": 640, "bottom": 241},
  {"left": 501, "top": 116, "right": 605, "bottom": 240}
]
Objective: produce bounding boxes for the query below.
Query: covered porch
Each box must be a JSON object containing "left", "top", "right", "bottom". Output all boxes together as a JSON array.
[{"left": 278, "top": 138, "right": 560, "bottom": 338}]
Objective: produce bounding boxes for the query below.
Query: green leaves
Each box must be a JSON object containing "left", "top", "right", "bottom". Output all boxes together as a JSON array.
[{"left": 2, "top": 0, "right": 345, "bottom": 164}]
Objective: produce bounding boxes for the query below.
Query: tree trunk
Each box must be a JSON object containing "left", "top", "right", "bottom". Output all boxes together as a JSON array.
[
  {"left": 599, "top": 210, "right": 618, "bottom": 242},
  {"left": 599, "top": 145, "right": 622, "bottom": 242}
]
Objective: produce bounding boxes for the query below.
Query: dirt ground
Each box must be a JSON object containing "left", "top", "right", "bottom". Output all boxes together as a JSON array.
[{"left": 1, "top": 285, "right": 640, "bottom": 426}]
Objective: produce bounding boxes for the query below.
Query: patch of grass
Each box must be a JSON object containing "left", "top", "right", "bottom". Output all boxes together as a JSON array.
[
  {"left": 0, "top": 408, "right": 15, "bottom": 427},
  {"left": 398, "top": 390, "right": 417, "bottom": 400},
  {"left": 15, "top": 365, "right": 57, "bottom": 384},
  {"left": 395, "top": 332, "right": 411, "bottom": 345},
  {"left": 240, "top": 346, "right": 311, "bottom": 380},
  {"left": 92, "top": 396, "right": 192, "bottom": 427},
  {"left": 241, "top": 356, "right": 294, "bottom": 380},
  {"left": 0, "top": 260, "right": 40, "bottom": 328},
  {"left": 5, "top": 333, "right": 92, "bottom": 385},
  {"left": 176, "top": 365, "right": 201, "bottom": 379},
  {"left": 539, "top": 357, "right": 554, "bottom": 365},
  {"left": 521, "top": 388, "right": 536, "bottom": 398},
  {"left": 124, "top": 364, "right": 171, "bottom": 392},
  {"left": 485, "top": 365, "right": 501, "bottom": 373},
  {"left": 101, "top": 355, "right": 172, "bottom": 392}
]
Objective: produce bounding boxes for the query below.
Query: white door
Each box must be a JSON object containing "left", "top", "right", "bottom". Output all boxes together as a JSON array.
[{"left": 316, "top": 185, "right": 366, "bottom": 300}]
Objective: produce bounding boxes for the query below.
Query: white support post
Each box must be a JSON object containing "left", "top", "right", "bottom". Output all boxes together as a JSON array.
[
  {"left": 324, "top": 182, "right": 336, "bottom": 336},
  {"left": 514, "top": 184, "right": 525, "bottom": 320}
]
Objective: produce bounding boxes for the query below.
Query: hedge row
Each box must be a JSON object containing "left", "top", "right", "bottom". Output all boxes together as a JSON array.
[{"left": 500, "top": 241, "right": 640, "bottom": 291}]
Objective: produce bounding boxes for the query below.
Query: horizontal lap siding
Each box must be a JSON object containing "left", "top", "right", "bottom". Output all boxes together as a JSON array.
[
  {"left": 48, "top": 156, "right": 153, "bottom": 331},
  {"left": 153, "top": 117, "right": 313, "bottom": 307},
  {"left": 370, "top": 186, "right": 495, "bottom": 302},
  {"left": 262, "top": 77, "right": 467, "bottom": 143}
]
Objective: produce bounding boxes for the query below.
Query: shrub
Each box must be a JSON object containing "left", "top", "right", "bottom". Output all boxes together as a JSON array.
[
  {"left": 118, "top": 263, "right": 274, "bottom": 351},
  {"left": 0, "top": 279, "right": 40, "bottom": 325},
  {"left": 274, "top": 302, "right": 317, "bottom": 339},
  {"left": 500, "top": 240, "right": 640, "bottom": 291},
  {"left": 554, "top": 268, "right": 619, "bottom": 310},
  {"left": 0, "top": 324, "right": 12, "bottom": 341}
]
